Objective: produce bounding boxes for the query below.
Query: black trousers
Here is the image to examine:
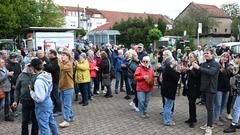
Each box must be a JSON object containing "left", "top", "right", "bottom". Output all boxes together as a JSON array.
[
  {"left": 187, "top": 96, "right": 197, "bottom": 122},
  {"left": 94, "top": 74, "right": 100, "bottom": 94},
  {"left": 21, "top": 100, "right": 39, "bottom": 135},
  {"left": 51, "top": 83, "right": 62, "bottom": 113},
  {"left": 204, "top": 92, "right": 216, "bottom": 127}
]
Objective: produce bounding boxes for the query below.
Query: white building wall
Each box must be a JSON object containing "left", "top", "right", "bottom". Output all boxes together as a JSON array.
[{"left": 63, "top": 15, "right": 107, "bottom": 31}]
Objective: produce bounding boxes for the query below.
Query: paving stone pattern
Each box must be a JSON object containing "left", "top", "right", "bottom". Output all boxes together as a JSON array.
[{"left": 0, "top": 87, "right": 237, "bottom": 135}]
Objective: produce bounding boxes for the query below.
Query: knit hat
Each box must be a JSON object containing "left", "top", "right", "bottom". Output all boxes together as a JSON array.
[{"left": 9, "top": 52, "right": 17, "bottom": 59}]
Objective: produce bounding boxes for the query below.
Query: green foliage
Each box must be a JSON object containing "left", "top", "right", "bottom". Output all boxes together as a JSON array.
[
  {"left": 231, "top": 16, "right": 240, "bottom": 41},
  {"left": 76, "top": 29, "right": 86, "bottom": 38},
  {"left": 221, "top": 3, "right": 240, "bottom": 41},
  {"left": 148, "top": 28, "right": 162, "bottom": 41},
  {"left": 221, "top": 3, "right": 240, "bottom": 18},
  {"left": 112, "top": 17, "right": 166, "bottom": 48},
  {"left": 0, "top": 0, "right": 64, "bottom": 38}
]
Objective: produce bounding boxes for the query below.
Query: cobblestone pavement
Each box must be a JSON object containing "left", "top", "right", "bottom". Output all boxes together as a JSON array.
[{"left": 0, "top": 87, "right": 237, "bottom": 135}]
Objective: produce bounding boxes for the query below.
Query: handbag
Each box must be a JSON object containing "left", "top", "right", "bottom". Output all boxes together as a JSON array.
[{"left": 0, "top": 86, "right": 5, "bottom": 100}]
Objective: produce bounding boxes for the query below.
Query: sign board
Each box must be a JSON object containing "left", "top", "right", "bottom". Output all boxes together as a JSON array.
[
  {"left": 35, "top": 32, "right": 74, "bottom": 51},
  {"left": 198, "top": 23, "right": 202, "bottom": 34}
]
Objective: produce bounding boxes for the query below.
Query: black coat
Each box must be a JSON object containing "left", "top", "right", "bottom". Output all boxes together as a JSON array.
[
  {"left": 217, "top": 64, "right": 231, "bottom": 92},
  {"left": 6, "top": 60, "right": 21, "bottom": 85},
  {"left": 186, "top": 68, "right": 201, "bottom": 99},
  {"left": 100, "top": 58, "right": 110, "bottom": 74},
  {"left": 200, "top": 59, "right": 220, "bottom": 93},
  {"left": 161, "top": 66, "right": 180, "bottom": 100},
  {"left": 44, "top": 57, "right": 60, "bottom": 85}
]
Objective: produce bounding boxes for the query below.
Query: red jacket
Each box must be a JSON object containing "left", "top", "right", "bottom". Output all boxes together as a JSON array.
[
  {"left": 88, "top": 59, "right": 97, "bottom": 78},
  {"left": 134, "top": 64, "right": 155, "bottom": 92}
]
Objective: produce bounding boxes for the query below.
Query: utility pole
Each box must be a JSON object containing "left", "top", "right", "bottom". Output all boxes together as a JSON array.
[
  {"left": 238, "top": 24, "right": 240, "bottom": 42},
  {"left": 78, "top": 4, "right": 80, "bottom": 28}
]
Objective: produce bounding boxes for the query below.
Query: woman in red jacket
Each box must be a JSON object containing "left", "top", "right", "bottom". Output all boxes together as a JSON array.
[
  {"left": 88, "top": 50, "right": 99, "bottom": 96},
  {"left": 134, "top": 56, "right": 155, "bottom": 118}
]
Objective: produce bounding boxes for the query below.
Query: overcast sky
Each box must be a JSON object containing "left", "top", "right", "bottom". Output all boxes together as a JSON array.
[{"left": 54, "top": 0, "right": 239, "bottom": 19}]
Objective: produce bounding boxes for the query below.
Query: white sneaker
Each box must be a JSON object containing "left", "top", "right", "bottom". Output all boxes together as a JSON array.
[
  {"left": 135, "top": 107, "right": 139, "bottom": 112},
  {"left": 129, "top": 101, "right": 134, "bottom": 106},
  {"left": 103, "top": 90, "right": 107, "bottom": 94},
  {"left": 200, "top": 124, "right": 207, "bottom": 130},
  {"left": 226, "top": 114, "right": 233, "bottom": 120},
  {"left": 59, "top": 121, "right": 70, "bottom": 128},
  {"left": 204, "top": 127, "right": 212, "bottom": 135}
]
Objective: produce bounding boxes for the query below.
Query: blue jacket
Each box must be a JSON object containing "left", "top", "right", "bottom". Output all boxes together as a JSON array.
[{"left": 115, "top": 56, "right": 123, "bottom": 72}]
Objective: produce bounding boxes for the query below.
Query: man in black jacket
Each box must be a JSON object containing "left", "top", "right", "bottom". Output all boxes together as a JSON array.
[
  {"left": 6, "top": 52, "right": 22, "bottom": 113},
  {"left": 44, "top": 49, "right": 62, "bottom": 115},
  {"left": 192, "top": 48, "right": 220, "bottom": 135}
]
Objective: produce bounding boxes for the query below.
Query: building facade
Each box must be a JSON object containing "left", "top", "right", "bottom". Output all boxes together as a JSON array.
[{"left": 175, "top": 2, "right": 232, "bottom": 46}]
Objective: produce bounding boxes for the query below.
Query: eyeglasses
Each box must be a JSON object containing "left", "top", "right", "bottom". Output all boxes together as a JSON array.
[{"left": 142, "top": 61, "right": 149, "bottom": 63}]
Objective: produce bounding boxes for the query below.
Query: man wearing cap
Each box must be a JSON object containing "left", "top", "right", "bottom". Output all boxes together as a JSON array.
[
  {"left": 6, "top": 52, "right": 21, "bottom": 114},
  {"left": 44, "top": 49, "right": 62, "bottom": 116},
  {"left": 29, "top": 58, "right": 58, "bottom": 135}
]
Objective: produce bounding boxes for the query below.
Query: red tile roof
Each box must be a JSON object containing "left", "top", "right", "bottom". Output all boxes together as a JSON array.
[
  {"left": 100, "top": 10, "right": 172, "bottom": 25},
  {"left": 193, "top": 3, "right": 229, "bottom": 18},
  {"left": 92, "top": 23, "right": 113, "bottom": 31}
]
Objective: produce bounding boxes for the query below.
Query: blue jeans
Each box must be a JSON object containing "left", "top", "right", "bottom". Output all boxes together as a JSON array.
[
  {"left": 35, "top": 109, "right": 58, "bottom": 135},
  {"left": 59, "top": 89, "right": 74, "bottom": 122},
  {"left": 163, "top": 97, "right": 174, "bottom": 125},
  {"left": 3, "top": 92, "right": 10, "bottom": 117},
  {"left": 214, "top": 91, "right": 229, "bottom": 119},
  {"left": 137, "top": 91, "right": 151, "bottom": 115},
  {"left": 232, "top": 96, "right": 240, "bottom": 124},
  {"left": 115, "top": 71, "right": 122, "bottom": 92}
]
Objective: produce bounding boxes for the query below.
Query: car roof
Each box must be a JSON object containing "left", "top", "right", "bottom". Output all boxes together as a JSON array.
[{"left": 216, "top": 42, "right": 240, "bottom": 47}]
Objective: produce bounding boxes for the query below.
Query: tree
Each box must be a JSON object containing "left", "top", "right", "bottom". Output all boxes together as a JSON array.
[
  {"left": 231, "top": 16, "right": 240, "bottom": 41},
  {"left": 112, "top": 17, "right": 166, "bottom": 48},
  {"left": 221, "top": 3, "right": 240, "bottom": 18},
  {"left": 76, "top": 29, "right": 86, "bottom": 38},
  {"left": 221, "top": 3, "right": 240, "bottom": 41},
  {"left": 0, "top": 0, "right": 64, "bottom": 38},
  {"left": 148, "top": 28, "right": 162, "bottom": 50}
]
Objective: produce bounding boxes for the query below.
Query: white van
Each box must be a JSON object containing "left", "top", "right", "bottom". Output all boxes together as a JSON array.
[{"left": 216, "top": 42, "right": 240, "bottom": 55}]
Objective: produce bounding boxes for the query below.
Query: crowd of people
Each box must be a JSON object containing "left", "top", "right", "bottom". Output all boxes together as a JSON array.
[{"left": 0, "top": 42, "right": 240, "bottom": 135}]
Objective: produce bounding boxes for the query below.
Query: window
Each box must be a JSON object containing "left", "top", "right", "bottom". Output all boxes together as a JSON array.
[
  {"left": 93, "top": 14, "right": 101, "bottom": 18},
  {"left": 214, "top": 28, "right": 217, "bottom": 32},
  {"left": 225, "top": 29, "right": 227, "bottom": 33}
]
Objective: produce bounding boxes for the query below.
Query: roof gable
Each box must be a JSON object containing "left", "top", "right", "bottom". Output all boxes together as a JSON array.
[{"left": 193, "top": 3, "right": 229, "bottom": 18}]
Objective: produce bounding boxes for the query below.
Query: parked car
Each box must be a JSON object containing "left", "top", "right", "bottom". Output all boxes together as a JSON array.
[{"left": 216, "top": 42, "right": 240, "bottom": 55}]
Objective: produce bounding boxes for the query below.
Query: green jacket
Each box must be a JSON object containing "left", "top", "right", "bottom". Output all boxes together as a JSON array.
[{"left": 15, "top": 72, "right": 36, "bottom": 103}]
